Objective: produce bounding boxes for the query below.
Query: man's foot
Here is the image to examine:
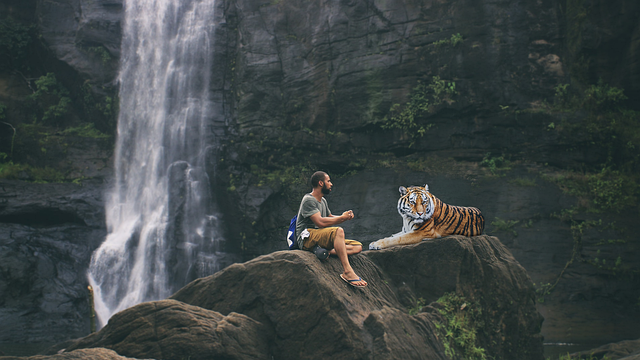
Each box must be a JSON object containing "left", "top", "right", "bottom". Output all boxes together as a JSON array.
[{"left": 340, "top": 273, "right": 367, "bottom": 287}]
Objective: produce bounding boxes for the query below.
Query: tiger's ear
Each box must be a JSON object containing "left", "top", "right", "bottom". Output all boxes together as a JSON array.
[
  {"left": 424, "top": 184, "right": 429, "bottom": 192},
  {"left": 399, "top": 186, "right": 407, "bottom": 195}
]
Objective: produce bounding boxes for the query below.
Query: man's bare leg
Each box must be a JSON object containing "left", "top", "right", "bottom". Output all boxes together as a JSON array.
[
  {"left": 333, "top": 228, "right": 367, "bottom": 287},
  {"left": 329, "top": 244, "right": 362, "bottom": 256}
]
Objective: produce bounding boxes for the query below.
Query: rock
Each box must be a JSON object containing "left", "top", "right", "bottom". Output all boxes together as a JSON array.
[
  {"left": 0, "top": 179, "right": 107, "bottom": 343},
  {"left": 36, "top": 0, "right": 121, "bottom": 82},
  {"left": 0, "top": 348, "right": 146, "bottom": 360},
  {"left": 61, "top": 300, "right": 269, "bottom": 360},
  {"left": 570, "top": 338, "right": 640, "bottom": 360},
  {"left": 366, "top": 235, "right": 544, "bottom": 360},
  {"left": 165, "top": 235, "right": 543, "bottom": 360}
]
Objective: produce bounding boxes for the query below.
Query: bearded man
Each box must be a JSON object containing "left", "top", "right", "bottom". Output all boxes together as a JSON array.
[{"left": 295, "top": 171, "right": 367, "bottom": 287}]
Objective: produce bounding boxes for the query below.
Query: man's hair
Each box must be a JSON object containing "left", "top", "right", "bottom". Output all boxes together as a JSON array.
[{"left": 310, "top": 171, "right": 328, "bottom": 188}]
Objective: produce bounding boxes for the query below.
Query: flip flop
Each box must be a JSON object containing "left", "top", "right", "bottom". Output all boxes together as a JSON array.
[{"left": 340, "top": 274, "right": 367, "bottom": 288}]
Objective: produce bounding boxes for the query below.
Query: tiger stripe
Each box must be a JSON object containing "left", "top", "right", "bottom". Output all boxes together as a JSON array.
[{"left": 369, "top": 184, "right": 485, "bottom": 250}]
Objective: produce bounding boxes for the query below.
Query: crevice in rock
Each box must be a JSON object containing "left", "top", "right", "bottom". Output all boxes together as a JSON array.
[{"left": 0, "top": 208, "right": 87, "bottom": 227}]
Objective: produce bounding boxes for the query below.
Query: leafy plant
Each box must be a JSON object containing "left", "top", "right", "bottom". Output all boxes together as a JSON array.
[
  {"left": 408, "top": 297, "right": 427, "bottom": 315},
  {"left": 0, "top": 17, "right": 36, "bottom": 70},
  {"left": 534, "top": 282, "right": 551, "bottom": 303},
  {"left": 480, "top": 153, "right": 511, "bottom": 175},
  {"left": 27, "top": 73, "right": 72, "bottom": 125},
  {"left": 0, "top": 162, "right": 65, "bottom": 183},
  {"left": 491, "top": 217, "right": 520, "bottom": 236},
  {"left": 434, "top": 33, "right": 464, "bottom": 47},
  {"left": 584, "top": 79, "right": 627, "bottom": 111},
  {"left": 509, "top": 177, "right": 537, "bottom": 187},
  {"left": 548, "top": 168, "right": 636, "bottom": 213},
  {"left": 87, "top": 46, "right": 112, "bottom": 65},
  {"left": 60, "top": 123, "right": 110, "bottom": 139},
  {"left": 381, "top": 76, "right": 456, "bottom": 146},
  {"left": 554, "top": 83, "right": 571, "bottom": 107},
  {"left": 450, "top": 33, "right": 464, "bottom": 46},
  {"left": 433, "top": 293, "right": 487, "bottom": 360}
]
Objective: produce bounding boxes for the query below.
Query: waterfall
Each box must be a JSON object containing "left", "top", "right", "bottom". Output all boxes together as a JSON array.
[{"left": 88, "top": 0, "right": 224, "bottom": 328}]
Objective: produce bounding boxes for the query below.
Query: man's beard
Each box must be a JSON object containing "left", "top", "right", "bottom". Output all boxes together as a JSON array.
[{"left": 321, "top": 185, "right": 332, "bottom": 195}]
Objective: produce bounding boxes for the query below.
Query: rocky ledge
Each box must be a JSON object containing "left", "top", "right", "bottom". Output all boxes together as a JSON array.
[{"left": 1, "top": 235, "right": 543, "bottom": 360}]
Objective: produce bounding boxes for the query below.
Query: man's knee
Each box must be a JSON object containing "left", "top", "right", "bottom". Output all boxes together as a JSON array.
[{"left": 335, "top": 227, "right": 345, "bottom": 238}]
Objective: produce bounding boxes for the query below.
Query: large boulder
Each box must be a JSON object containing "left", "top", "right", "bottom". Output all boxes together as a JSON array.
[
  {"left": 169, "top": 234, "right": 542, "bottom": 359},
  {"left": 61, "top": 300, "right": 269, "bottom": 360},
  {"left": 0, "top": 348, "right": 144, "bottom": 360},
  {"left": 34, "top": 235, "right": 542, "bottom": 359}
]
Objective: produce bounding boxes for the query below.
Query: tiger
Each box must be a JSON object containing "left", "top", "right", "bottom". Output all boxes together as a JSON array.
[{"left": 368, "top": 184, "right": 484, "bottom": 250}]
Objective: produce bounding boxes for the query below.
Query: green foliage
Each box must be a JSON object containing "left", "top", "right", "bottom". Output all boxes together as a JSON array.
[
  {"left": 81, "top": 82, "right": 118, "bottom": 128},
  {"left": 554, "top": 83, "right": 571, "bottom": 107},
  {"left": 87, "top": 46, "right": 112, "bottom": 65},
  {"left": 0, "top": 161, "right": 65, "bottom": 183},
  {"left": 491, "top": 217, "right": 520, "bottom": 236},
  {"left": 509, "top": 177, "right": 537, "bottom": 187},
  {"left": 480, "top": 153, "right": 511, "bottom": 175},
  {"left": 549, "top": 168, "right": 637, "bottom": 213},
  {"left": 250, "top": 163, "right": 310, "bottom": 188},
  {"left": 408, "top": 297, "right": 426, "bottom": 315},
  {"left": 27, "top": 73, "right": 72, "bottom": 125},
  {"left": 583, "top": 79, "right": 628, "bottom": 111},
  {"left": 0, "top": 17, "right": 36, "bottom": 70},
  {"left": 550, "top": 80, "right": 627, "bottom": 113},
  {"left": 450, "top": 33, "right": 464, "bottom": 46},
  {"left": 60, "top": 123, "right": 110, "bottom": 139},
  {"left": 434, "top": 33, "right": 464, "bottom": 47},
  {"left": 433, "top": 293, "right": 487, "bottom": 360},
  {"left": 534, "top": 282, "right": 554, "bottom": 303},
  {"left": 381, "top": 76, "right": 456, "bottom": 146}
]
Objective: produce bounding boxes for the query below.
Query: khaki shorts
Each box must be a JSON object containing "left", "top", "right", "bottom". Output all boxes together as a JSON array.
[{"left": 301, "top": 227, "right": 362, "bottom": 251}]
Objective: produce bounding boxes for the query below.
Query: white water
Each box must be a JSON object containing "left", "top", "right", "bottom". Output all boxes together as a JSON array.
[{"left": 88, "top": 0, "right": 222, "bottom": 328}]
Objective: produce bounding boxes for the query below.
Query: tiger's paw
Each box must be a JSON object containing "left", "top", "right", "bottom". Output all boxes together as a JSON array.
[{"left": 369, "top": 240, "right": 384, "bottom": 250}]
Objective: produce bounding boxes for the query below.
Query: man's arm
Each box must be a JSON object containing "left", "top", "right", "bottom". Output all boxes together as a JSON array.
[{"left": 310, "top": 210, "right": 354, "bottom": 228}]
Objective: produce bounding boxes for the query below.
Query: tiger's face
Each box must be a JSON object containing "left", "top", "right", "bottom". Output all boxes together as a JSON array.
[{"left": 397, "top": 185, "right": 434, "bottom": 226}]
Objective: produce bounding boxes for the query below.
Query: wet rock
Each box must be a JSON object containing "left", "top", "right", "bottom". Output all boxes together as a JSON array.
[
  {"left": 570, "top": 338, "right": 640, "bottom": 360},
  {"left": 0, "top": 179, "right": 107, "bottom": 344},
  {"left": 61, "top": 300, "right": 269, "bottom": 360},
  {"left": 0, "top": 348, "right": 144, "bottom": 360},
  {"left": 36, "top": 0, "right": 121, "bottom": 81},
  {"left": 0, "top": 348, "right": 146, "bottom": 360}
]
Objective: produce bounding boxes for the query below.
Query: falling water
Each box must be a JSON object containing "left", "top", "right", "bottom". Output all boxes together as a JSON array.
[{"left": 88, "top": 0, "right": 223, "bottom": 328}]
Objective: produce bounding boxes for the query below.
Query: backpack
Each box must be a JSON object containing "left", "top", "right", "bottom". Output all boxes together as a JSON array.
[{"left": 286, "top": 215, "right": 298, "bottom": 250}]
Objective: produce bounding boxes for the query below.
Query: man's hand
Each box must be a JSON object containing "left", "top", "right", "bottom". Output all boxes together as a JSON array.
[
  {"left": 342, "top": 210, "right": 354, "bottom": 220},
  {"left": 311, "top": 210, "right": 355, "bottom": 228}
]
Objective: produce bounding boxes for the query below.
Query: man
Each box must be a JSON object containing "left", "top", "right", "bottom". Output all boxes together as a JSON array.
[{"left": 295, "top": 171, "right": 367, "bottom": 287}]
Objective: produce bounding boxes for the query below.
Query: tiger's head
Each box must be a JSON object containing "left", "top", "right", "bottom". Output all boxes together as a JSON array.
[{"left": 397, "top": 184, "right": 435, "bottom": 227}]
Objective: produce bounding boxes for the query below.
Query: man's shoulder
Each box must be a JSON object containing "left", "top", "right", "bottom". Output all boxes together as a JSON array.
[{"left": 299, "top": 193, "right": 317, "bottom": 208}]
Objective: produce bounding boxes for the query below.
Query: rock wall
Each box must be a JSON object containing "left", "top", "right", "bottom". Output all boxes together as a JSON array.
[{"left": 0, "top": 179, "right": 108, "bottom": 344}]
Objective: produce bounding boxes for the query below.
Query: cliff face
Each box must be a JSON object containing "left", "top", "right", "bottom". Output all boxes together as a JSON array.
[
  {"left": 0, "top": 179, "right": 107, "bottom": 343},
  {"left": 35, "top": 0, "right": 122, "bottom": 82}
]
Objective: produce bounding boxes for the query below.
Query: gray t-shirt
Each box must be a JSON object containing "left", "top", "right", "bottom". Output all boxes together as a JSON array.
[{"left": 295, "top": 193, "right": 332, "bottom": 249}]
